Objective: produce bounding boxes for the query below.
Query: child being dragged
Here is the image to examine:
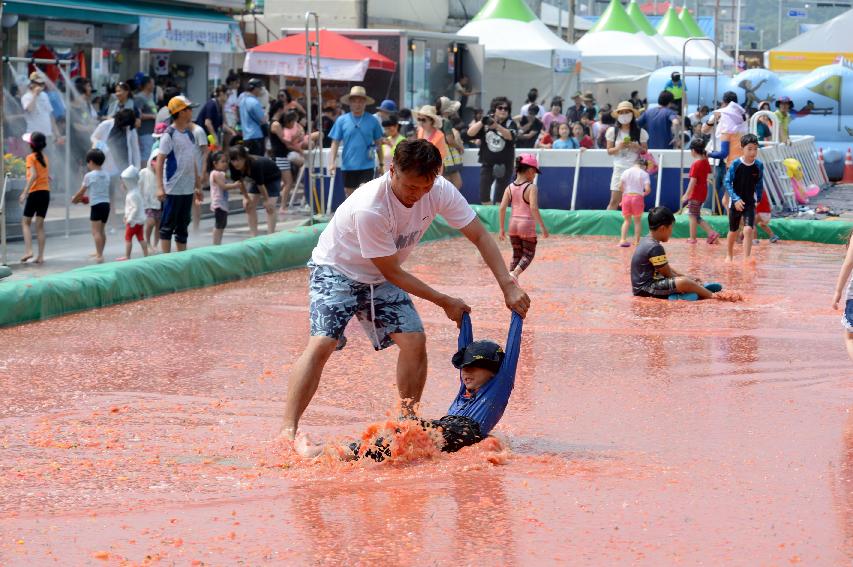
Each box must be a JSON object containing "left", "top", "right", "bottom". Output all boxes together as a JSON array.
[{"left": 296, "top": 313, "right": 522, "bottom": 461}]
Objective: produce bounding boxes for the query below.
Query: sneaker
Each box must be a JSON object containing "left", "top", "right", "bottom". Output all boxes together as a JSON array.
[
  {"left": 769, "top": 235, "right": 780, "bottom": 243},
  {"left": 704, "top": 282, "right": 723, "bottom": 293},
  {"left": 618, "top": 241, "right": 631, "bottom": 247},
  {"left": 668, "top": 292, "right": 699, "bottom": 301}
]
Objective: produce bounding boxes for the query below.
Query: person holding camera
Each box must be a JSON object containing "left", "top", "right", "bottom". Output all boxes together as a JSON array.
[{"left": 466, "top": 97, "right": 518, "bottom": 205}]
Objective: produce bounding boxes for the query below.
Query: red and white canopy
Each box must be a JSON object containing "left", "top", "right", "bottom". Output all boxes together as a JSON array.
[{"left": 243, "top": 30, "right": 396, "bottom": 81}]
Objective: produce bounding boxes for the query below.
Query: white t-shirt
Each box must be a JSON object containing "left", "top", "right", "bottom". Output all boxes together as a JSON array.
[
  {"left": 20, "top": 90, "right": 53, "bottom": 136},
  {"left": 605, "top": 126, "right": 649, "bottom": 169},
  {"left": 520, "top": 103, "right": 545, "bottom": 120},
  {"left": 312, "top": 173, "right": 476, "bottom": 284},
  {"left": 157, "top": 126, "right": 199, "bottom": 195},
  {"left": 620, "top": 166, "right": 651, "bottom": 195}
]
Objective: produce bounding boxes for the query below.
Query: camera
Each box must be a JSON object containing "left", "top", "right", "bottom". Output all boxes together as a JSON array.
[{"left": 481, "top": 115, "right": 494, "bottom": 127}]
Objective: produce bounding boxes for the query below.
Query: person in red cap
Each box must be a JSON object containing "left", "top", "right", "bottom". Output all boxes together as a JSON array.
[{"left": 497, "top": 153, "right": 549, "bottom": 278}]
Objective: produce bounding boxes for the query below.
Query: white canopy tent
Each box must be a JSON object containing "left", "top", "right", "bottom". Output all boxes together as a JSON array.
[{"left": 458, "top": 0, "right": 581, "bottom": 107}]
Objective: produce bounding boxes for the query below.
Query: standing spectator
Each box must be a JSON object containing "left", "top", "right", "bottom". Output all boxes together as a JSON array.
[
  {"left": 774, "top": 96, "right": 793, "bottom": 143},
  {"left": 270, "top": 103, "right": 305, "bottom": 210},
  {"left": 566, "top": 91, "right": 587, "bottom": 124},
  {"left": 18, "top": 132, "right": 50, "bottom": 264},
  {"left": 755, "top": 101, "right": 773, "bottom": 141},
  {"left": 70, "top": 78, "right": 99, "bottom": 173},
  {"left": 155, "top": 87, "right": 180, "bottom": 124},
  {"left": 638, "top": 91, "right": 680, "bottom": 150},
  {"left": 90, "top": 108, "right": 141, "bottom": 228},
  {"left": 120, "top": 165, "right": 149, "bottom": 260},
  {"left": 106, "top": 81, "right": 137, "bottom": 118},
  {"left": 134, "top": 76, "right": 158, "bottom": 165},
  {"left": 466, "top": 97, "right": 518, "bottom": 205},
  {"left": 519, "top": 88, "right": 545, "bottom": 120},
  {"left": 605, "top": 101, "right": 649, "bottom": 211},
  {"left": 239, "top": 78, "right": 267, "bottom": 156},
  {"left": 582, "top": 92, "right": 598, "bottom": 116},
  {"left": 209, "top": 150, "right": 246, "bottom": 245},
  {"left": 72, "top": 149, "right": 111, "bottom": 263},
  {"left": 398, "top": 108, "right": 416, "bottom": 139},
  {"left": 454, "top": 74, "right": 477, "bottom": 116},
  {"left": 229, "top": 145, "right": 281, "bottom": 235},
  {"left": 328, "top": 86, "right": 384, "bottom": 197},
  {"left": 154, "top": 96, "right": 202, "bottom": 253},
  {"left": 596, "top": 110, "right": 616, "bottom": 149},
  {"left": 190, "top": 117, "right": 211, "bottom": 232},
  {"left": 516, "top": 104, "right": 543, "bottom": 149},
  {"left": 629, "top": 91, "right": 644, "bottom": 109},
  {"left": 665, "top": 71, "right": 685, "bottom": 113},
  {"left": 439, "top": 96, "right": 465, "bottom": 190},
  {"left": 542, "top": 98, "right": 567, "bottom": 132},
  {"left": 415, "top": 105, "right": 448, "bottom": 164},
  {"left": 21, "top": 73, "right": 62, "bottom": 143},
  {"left": 374, "top": 99, "right": 398, "bottom": 124},
  {"left": 139, "top": 151, "right": 161, "bottom": 251},
  {"left": 379, "top": 115, "right": 406, "bottom": 173},
  {"left": 223, "top": 72, "right": 241, "bottom": 148},
  {"left": 196, "top": 86, "right": 230, "bottom": 147},
  {"left": 572, "top": 122, "right": 595, "bottom": 149}
]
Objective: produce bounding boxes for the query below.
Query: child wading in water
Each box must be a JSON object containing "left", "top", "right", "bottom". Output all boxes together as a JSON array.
[
  {"left": 681, "top": 138, "right": 720, "bottom": 244},
  {"left": 120, "top": 166, "right": 149, "bottom": 259},
  {"left": 19, "top": 132, "right": 50, "bottom": 264},
  {"left": 618, "top": 158, "right": 651, "bottom": 247},
  {"left": 498, "top": 154, "right": 549, "bottom": 278},
  {"left": 296, "top": 313, "right": 523, "bottom": 461},
  {"left": 209, "top": 151, "right": 246, "bottom": 245},
  {"left": 632, "top": 206, "right": 724, "bottom": 301},
  {"left": 725, "top": 134, "right": 765, "bottom": 262},
  {"left": 833, "top": 230, "right": 853, "bottom": 361}
]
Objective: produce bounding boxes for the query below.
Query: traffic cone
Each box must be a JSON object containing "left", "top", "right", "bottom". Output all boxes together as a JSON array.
[{"left": 842, "top": 148, "right": 853, "bottom": 184}]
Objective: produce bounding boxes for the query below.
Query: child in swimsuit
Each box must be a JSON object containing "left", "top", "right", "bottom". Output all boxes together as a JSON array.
[
  {"left": 295, "top": 313, "right": 523, "bottom": 461},
  {"left": 498, "top": 154, "right": 549, "bottom": 279}
]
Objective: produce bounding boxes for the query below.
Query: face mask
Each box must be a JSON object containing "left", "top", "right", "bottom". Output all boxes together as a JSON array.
[{"left": 617, "top": 114, "right": 633, "bottom": 125}]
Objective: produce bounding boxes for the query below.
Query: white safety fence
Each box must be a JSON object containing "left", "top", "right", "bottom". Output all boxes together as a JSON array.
[{"left": 757, "top": 136, "right": 828, "bottom": 213}]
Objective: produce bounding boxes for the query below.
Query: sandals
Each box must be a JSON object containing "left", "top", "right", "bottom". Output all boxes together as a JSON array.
[
  {"left": 706, "top": 231, "right": 719, "bottom": 244},
  {"left": 20, "top": 254, "right": 33, "bottom": 263}
]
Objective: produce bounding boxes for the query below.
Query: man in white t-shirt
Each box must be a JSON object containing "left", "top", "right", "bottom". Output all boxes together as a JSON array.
[
  {"left": 280, "top": 139, "right": 531, "bottom": 441},
  {"left": 21, "top": 73, "right": 60, "bottom": 140}
]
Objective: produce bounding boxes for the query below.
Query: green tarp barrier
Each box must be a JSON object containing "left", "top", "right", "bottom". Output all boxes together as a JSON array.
[{"left": 2, "top": 208, "right": 850, "bottom": 327}]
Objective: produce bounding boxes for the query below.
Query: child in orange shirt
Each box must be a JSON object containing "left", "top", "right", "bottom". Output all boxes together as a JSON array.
[{"left": 18, "top": 132, "right": 50, "bottom": 264}]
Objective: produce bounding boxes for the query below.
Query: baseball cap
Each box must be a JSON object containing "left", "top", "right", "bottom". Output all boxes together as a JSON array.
[
  {"left": 382, "top": 115, "right": 399, "bottom": 127},
  {"left": 517, "top": 153, "right": 540, "bottom": 172},
  {"left": 378, "top": 99, "right": 398, "bottom": 113},
  {"left": 167, "top": 95, "right": 197, "bottom": 115},
  {"left": 452, "top": 340, "right": 504, "bottom": 372},
  {"left": 152, "top": 122, "right": 169, "bottom": 138},
  {"left": 247, "top": 78, "right": 264, "bottom": 90}
]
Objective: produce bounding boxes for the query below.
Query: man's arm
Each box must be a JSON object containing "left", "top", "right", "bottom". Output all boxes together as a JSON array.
[
  {"left": 458, "top": 218, "right": 530, "bottom": 318},
  {"left": 370, "top": 254, "right": 470, "bottom": 324},
  {"left": 328, "top": 139, "right": 340, "bottom": 176}
]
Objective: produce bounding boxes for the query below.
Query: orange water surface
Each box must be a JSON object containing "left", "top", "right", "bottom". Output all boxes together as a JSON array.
[{"left": 1, "top": 235, "right": 852, "bottom": 566}]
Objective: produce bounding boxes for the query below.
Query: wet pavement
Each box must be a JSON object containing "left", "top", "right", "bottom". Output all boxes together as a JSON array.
[{"left": 1, "top": 235, "right": 851, "bottom": 565}]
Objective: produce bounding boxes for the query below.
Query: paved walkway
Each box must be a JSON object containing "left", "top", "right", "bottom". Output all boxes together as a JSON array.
[{"left": 1, "top": 208, "right": 314, "bottom": 283}]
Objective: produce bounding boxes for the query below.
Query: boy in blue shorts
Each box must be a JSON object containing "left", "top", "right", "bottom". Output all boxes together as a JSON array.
[
  {"left": 631, "top": 206, "right": 721, "bottom": 300},
  {"left": 725, "top": 133, "right": 764, "bottom": 262},
  {"left": 295, "top": 313, "right": 523, "bottom": 461}
]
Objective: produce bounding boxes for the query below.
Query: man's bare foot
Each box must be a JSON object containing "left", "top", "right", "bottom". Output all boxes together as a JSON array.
[
  {"left": 34, "top": 257, "right": 44, "bottom": 264},
  {"left": 294, "top": 432, "right": 324, "bottom": 459},
  {"left": 725, "top": 255, "right": 733, "bottom": 263},
  {"left": 20, "top": 254, "right": 32, "bottom": 263},
  {"left": 95, "top": 256, "right": 104, "bottom": 264},
  {"left": 278, "top": 426, "right": 296, "bottom": 442}
]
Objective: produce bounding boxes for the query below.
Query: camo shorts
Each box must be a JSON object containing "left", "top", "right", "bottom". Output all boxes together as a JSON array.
[{"left": 308, "top": 262, "right": 424, "bottom": 351}]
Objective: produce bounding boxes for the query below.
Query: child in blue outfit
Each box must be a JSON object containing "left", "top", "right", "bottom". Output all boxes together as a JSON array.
[
  {"left": 295, "top": 312, "right": 523, "bottom": 460},
  {"left": 725, "top": 133, "right": 765, "bottom": 262}
]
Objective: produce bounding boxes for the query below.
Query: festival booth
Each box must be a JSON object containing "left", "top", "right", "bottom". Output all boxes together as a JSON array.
[
  {"left": 766, "top": 9, "right": 853, "bottom": 72},
  {"left": 576, "top": 0, "right": 670, "bottom": 101},
  {"left": 625, "top": 0, "right": 681, "bottom": 66},
  {"left": 677, "top": 7, "right": 734, "bottom": 71},
  {"left": 457, "top": 0, "right": 581, "bottom": 110},
  {"left": 656, "top": 7, "right": 714, "bottom": 67}
]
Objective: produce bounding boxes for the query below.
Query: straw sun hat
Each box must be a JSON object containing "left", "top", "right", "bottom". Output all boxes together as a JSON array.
[
  {"left": 611, "top": 100, "right": 640, "bottom": 119},
  {"left": 415, "top": 105, "right": 443, "bottom": 128},
  {"left": 340, "top": 85, "right": 375, "bottom": 105}
]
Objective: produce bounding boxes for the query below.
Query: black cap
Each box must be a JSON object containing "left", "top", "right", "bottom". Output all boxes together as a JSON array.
[
  {"left": 247, "top": 78, "right": 264, "bottom": 90},
  {"left": 452, "top": 340, "right": 504, "bottom": 372},
  {"left": 671, "top": 71, "right": 681, "bottom": 80},
  {"left": 382, "top": 114, "right": 399, "bottom": 127}
]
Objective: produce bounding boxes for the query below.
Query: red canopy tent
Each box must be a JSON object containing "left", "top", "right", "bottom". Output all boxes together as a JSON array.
[{"left": 243, "top": 30, "right": 396, "bottom": 81}]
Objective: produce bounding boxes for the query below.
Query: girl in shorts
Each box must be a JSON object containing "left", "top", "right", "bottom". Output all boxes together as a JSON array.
[
  {"left": 832, "top": 229, "right": 853, "bottom": 361},
  {"left": 618, "top": 158, "right": 651, "bottom": 247},
  {"left": 18, "top": 132, "right": 50, "bottom": 264},
  {"left": 209, "top": 151, "right": 245, "bottom": 245},
  {"left": 498, "top": 154, "right": 549, "bottom": 278}
]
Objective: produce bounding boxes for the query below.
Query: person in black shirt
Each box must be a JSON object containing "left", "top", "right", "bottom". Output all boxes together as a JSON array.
[
  {"left": 631, "top": 207, "right": 722, "bottom": 300},
  {"left": 516, "top": 104, "right": 543, "bottom": 149},
  {"left": 229, "top": 145, "right": 281, "bottom": 236},
  {"left": 466, "top": 97, "right": 518, "bottom": 204}
]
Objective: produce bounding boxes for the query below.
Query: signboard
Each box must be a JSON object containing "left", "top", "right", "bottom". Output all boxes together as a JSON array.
[
  {"left": 45, "top": 21, "right": 94, "bottom": 45},
  {"left": 788, "top": 9, "right": 808, "bottom": 18},
  {"left": 139, "top": 17, "right": 245, "bottom": 53}
]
